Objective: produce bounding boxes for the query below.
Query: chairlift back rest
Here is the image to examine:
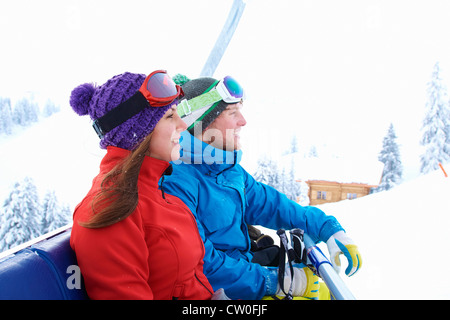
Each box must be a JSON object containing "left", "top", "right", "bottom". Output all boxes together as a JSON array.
[{"left": 0, "top": 228, "right": 89, "bottom": 300}]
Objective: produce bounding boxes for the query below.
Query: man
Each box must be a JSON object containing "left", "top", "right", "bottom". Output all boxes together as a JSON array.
[{"left": 163, "top": 75, "right": 362, "bottom": 300}]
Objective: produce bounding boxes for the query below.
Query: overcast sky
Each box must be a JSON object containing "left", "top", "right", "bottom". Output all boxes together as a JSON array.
[{"left": 2, "top": 0, "right": 450, "bottom": 179}]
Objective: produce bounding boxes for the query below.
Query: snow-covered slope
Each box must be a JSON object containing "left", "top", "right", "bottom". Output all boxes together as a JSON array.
[
  {"left": 0, "top": 109, "right": 105, "bottom": 209},
  {"left": 320, "top": 169, "right": 450, "bottom": 299},
  {"left": 260, "top": 169, "right": 450, "bottom": 299}
]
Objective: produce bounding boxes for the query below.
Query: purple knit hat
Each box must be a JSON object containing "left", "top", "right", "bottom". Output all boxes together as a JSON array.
[{"left": 70, "top": 72, "right": 173, "bottom": 151}]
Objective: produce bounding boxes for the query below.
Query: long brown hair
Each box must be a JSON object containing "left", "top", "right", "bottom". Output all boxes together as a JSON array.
[{"left": 80, "top": 133, "right": 153, "bottom": 229}]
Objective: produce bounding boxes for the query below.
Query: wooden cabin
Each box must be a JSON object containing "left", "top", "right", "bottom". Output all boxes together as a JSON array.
[
  {"left": 306, "top": 180, "right": 377, "bottom": 205},
  {"left": 280, "top": 153, "right": 383, "bottom": 206}
]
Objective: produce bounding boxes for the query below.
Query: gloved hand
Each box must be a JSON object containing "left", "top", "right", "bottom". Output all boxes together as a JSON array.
[
  {"left": 211, "top": 288, "right": 231, "bottom": 300},
  {"left": 276, "top": 265, "right": 319, "bottom": 299},
  {"left": 326, "top": 231, "right": 362, "bottom": 276}
]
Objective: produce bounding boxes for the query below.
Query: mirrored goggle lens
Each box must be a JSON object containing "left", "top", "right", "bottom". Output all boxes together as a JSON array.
[
  {"left": 223, "top": 76, "right": 244, "bottom": 98},
  {"left": 146, "top": 72, "right": 178, "bottom": 98}
]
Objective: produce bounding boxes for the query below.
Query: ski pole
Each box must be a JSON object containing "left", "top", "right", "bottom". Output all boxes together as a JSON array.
[{"left": 303, "top": 233, "right": 356, "bottom": 300}]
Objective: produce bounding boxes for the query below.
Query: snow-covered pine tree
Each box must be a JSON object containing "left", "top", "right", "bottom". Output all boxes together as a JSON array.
[
  {"left": 12, "top": 98, "right": 28, "bottom": 126},
  {"left": 27, "top": 99, "right": 40, "bottom": 124},
  {"left": 307, "top": 145, "right": 318, "bottom": 158},
  {"left": 420, "top": 62, "right": 450, "bottom": 174},
  {"left": 43, "top": 99, "right": 60, "bottom": 117},
  {"left": 0, "top": 97, "right": 13, "bottom": 135},
  {"left": 277, "top": 167, "right": 288, "bottom": 195},
  {"left": 12, "top": 97, "right": 39, "bottom": 127},
  {"left": 0, "top": 177, "right": 42, "bottom": 251},
  {"left": 284, "top": 161, "right": 301, "bottom": 202},
  {"left": 254, "top": 156, "right": 303, "bottom": 202},
  {"left": 298, "top": 181, "right": 310, "bottom": 206},
  {"left": 22, "top": 177, "right": 42, "bottom": 234},
  {"left": 0, "top": 183, "right": 30, "bottom": 251},
  {"left": 283, "top": 135, "right": 299, "bottom": 155},
  {"left": 253, "top": 156, "right": 280, "bottom": 188},
  {"left": 60, "top": 204, "right": 72, "bottom": 224},
  {"left": 41, "top": 190, "right": 71, "bottom": 234},
  {"left": 290, "top": 135, "right": 299, "bottom": 154},
  {"left": 375, "top": 123, "right": 403, "bottom": 192}
]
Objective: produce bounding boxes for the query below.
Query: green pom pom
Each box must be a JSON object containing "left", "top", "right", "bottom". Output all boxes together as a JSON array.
[{"left": 172, "top": 74, "right": 191, "bottom": 86}]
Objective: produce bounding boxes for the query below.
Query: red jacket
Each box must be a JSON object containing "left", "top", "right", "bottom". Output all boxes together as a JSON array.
[{"left": 70, "top": 147, "right": 213, "bottom": 300}]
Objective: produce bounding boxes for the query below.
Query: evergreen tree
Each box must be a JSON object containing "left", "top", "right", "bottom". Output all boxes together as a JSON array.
[
  {"left": 298, "top": 180, "right": 310, "bottom": 206},
  {"left": 0, "top": 177, "right": 42, "bottom": 251},
  {"left": 60, "top": 204, "right": 72, "bottom": 224},
  {"left": 254, "top": 156, "right": 302, "bottom": 202},
  {"left": 43, "top": 99, "right": 60, "bottom": 117},
  {"left": 0, "top": 184, "right": 28, "bottom": 251},
  {"left": 22, "top": 177, "right": 42, "bottom": 234},
  {"left": 12, "top": 98, "right": 28, "bottom": 126},
  {"left": 307, "top": 145, "right": 318, "bottom": 158},
  {"left": 375, "top": 123, "right": 403, "bottom": 192},
  {"left": 284, "top": 135, "right": 299, "bottom": 155},
  {"left": 420, "top": 62, "right": 450, "bottom": 174},
  {"left": 277, "top": 167, "right": 288, "bottom": 195},
  {"left": 12, "top": 97, "right": 39, "bottom": 127},
  {"left": 41, "top": 190, "right": 58, "bottom": 234},
  {"left": 0, "top": 97, "right": 13, "bottom": 135},
  {"left": 284, "top": 161, "right": 302, "bottom": 202},
  {"left": 41, "top": 190, "right": 71, "bottom": 234},
  {"left": 253, "top": 156, "right": 280, "bottom": 188}
]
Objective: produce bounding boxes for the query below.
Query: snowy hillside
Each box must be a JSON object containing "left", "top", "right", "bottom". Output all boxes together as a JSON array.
[
  {"left": 321, "top": 169, "right": 450, "bottom": 299},
  {"left": 0, "top": 108, "right": 105, "bottom": 209},
  {"left": 260, "top": 169, "right": 450, "bottom": 299}
]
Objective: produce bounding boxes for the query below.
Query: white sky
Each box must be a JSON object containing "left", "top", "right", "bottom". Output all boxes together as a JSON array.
[{"left": 2, "top": 0, "right": 450, "bottom": 179}]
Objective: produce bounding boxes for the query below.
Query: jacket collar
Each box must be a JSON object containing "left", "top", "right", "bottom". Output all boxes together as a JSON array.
[
  {"left": 103, "top": 146, "right": 171, "bottom": 187},
  {"left": 174, "top": 131, "right": 242, "bottom": 174}
]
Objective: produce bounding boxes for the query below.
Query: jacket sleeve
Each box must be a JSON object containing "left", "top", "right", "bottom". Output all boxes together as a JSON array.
[
  {"left": 71, "top": 205, "right": 153, "bottom": 300},
  {"left": 163, "top": 167, "right": 271, "bottom": 300},
  {"left": 242, "top": 167, "right": 345, "bottom": 244},
  {"left": 197, "top": 216, "right": 272, "bottom": 299}
]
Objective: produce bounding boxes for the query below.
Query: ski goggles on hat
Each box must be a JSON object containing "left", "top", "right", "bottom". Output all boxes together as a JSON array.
[
  {"left": 93, "top": 70, "right": 183, "bottom": 138},
  {"left": 178, "top": 76, "right": 244, "bottom": 118}
]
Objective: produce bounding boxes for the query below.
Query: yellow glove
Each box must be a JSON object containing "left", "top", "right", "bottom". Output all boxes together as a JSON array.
[
  {"left": 276, "top": 266, "right": 320, "bottom": 299},
  {"left": 301, "top": 267, "right": 320, "bottom": 299},
  {"left": 326, "top": 231, "right": 362, "bottom": 277}
]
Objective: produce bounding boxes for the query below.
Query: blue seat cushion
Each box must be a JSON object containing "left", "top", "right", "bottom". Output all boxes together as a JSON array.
[
  {"left": 0, "top": 249, "right": 66, "bottom": 300},
  {"left": 30, "top": 229, "right": 89, "bottom": 300}
]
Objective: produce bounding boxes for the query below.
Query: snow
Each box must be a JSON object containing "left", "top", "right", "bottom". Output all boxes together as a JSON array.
[
  {"left": 0, "top": 108, "right": 105, "bottom": 209},
  {"left": 259, "top": 168, "right": 450, "bottom": 299}
]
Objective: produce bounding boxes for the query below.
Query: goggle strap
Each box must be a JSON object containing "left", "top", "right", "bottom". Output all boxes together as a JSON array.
[
  {"left": 92, "top": 91, "right": 149, "bottom": 138},
  {"left": 178, "top": 100, "right": 191, "bottom": 118},
  {"left": 187, "top": 101, "right": 220, "bottom": 131},
  {"left": 178, "top": 90, "right": 222, "bottom": 118}
]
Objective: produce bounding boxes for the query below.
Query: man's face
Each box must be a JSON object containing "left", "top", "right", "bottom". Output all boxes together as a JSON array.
[{"left": 201, "top": 102, "right": 247, "bottom": 151}]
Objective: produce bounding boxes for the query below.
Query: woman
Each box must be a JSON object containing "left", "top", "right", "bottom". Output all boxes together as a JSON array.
[{"left": 69, "top": 71, "right": 214, "bottom": 300}]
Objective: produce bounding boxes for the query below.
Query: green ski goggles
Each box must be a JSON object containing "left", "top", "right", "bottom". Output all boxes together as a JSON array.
[{"left": 178, "top": 76, "right": 245, "bottom": 118}]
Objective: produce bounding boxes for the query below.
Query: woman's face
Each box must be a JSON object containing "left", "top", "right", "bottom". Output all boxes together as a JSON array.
[{"left": 148, "top": 105, "right": 187, "bottom": 162}]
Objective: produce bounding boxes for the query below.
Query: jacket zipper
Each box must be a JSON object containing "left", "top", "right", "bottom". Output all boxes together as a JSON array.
[{"left": 195, "top": 273, "right": 213, "bottom": 295}]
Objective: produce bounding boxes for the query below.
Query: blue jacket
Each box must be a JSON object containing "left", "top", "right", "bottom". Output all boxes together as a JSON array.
[{"left": 163, "top": 131, "right": 344, "bottom": 300}]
